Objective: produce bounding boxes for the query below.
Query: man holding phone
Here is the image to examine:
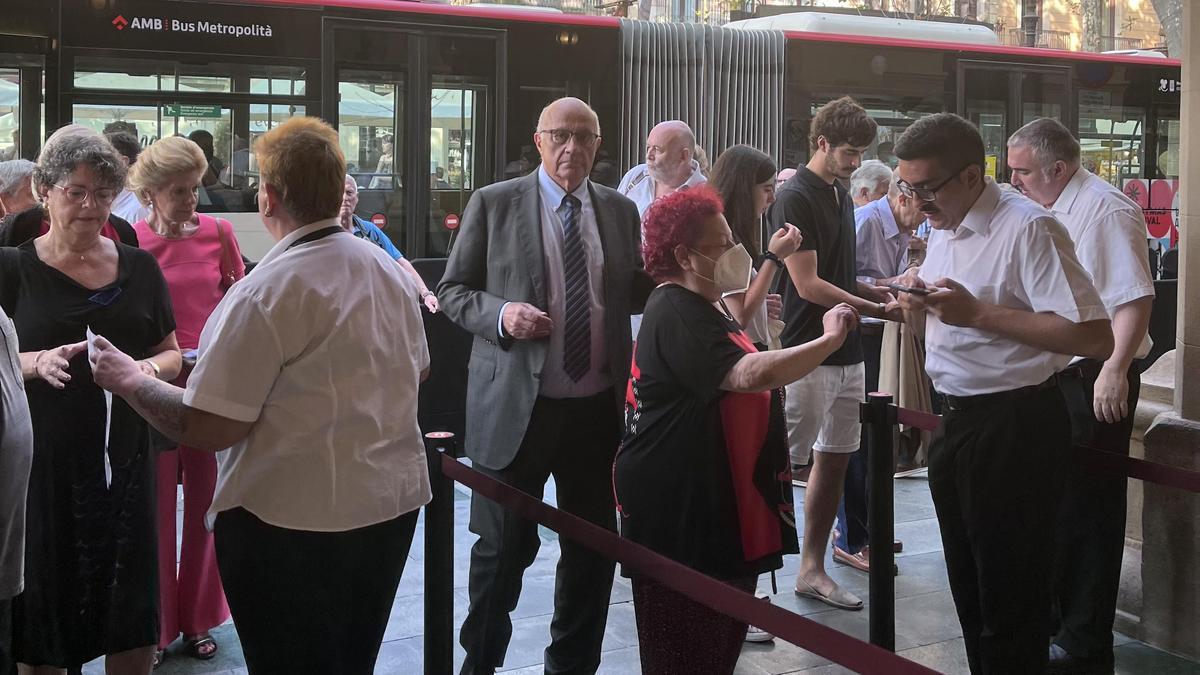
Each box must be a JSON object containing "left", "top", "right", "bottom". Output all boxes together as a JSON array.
[{"left": 891, "top": 113, "right": 1112, "bottom": 674}]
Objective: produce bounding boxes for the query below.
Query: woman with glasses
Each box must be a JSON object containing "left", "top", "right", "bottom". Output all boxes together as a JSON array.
[
  {"left": 614, "top": 186, "right": 857, "bottom": 674},
  {"left": 1, "top": 125, "right": 181, "bottom": 674},
  {"left": 128, "top": 136, "right": 241, "bottom": 668}
]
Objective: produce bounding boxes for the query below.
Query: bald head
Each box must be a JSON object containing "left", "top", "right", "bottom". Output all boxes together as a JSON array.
[
  {"left": 533, "top": 97, "right": 602, "bottom": 192},
  {"left": 646, "top": 120, "right": 696, "bottom": 188}
]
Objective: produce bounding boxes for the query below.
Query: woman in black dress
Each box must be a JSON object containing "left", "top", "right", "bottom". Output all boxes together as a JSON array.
[
  {"left": 613, "top": 186, "right": 857, "bottom": 674},
  {"left": 5, "top": 125, "right": 180, "bottom": 674}
]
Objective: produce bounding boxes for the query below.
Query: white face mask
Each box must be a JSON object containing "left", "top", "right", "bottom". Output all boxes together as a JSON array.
[{"left": 691, "top": 243, "right": 753, "bottom": 295}]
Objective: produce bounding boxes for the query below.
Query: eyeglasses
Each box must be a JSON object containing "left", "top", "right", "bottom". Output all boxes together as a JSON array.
[
  {"left": 895, "top": 164, "right": 972, "bottom": 202},
  {"left": 52, "top": 184, "right": 119, "bottom": 206},
  {"left": 538, "top": 129, "right": 601, "bottom": 147}
]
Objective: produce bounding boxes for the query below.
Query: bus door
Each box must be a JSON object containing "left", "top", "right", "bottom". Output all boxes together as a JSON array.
[
  {"left": 956, "top": 61, "right": 1072, "bottom": 182},
  {"left": 324, "top": 20, "right": 504, "bottom": 259}
]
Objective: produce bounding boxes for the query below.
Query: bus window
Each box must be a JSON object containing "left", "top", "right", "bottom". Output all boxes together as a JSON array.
[
  {"left": 1078, "top": 99, "right": 1144, "bottom": 187},
  {"left": 338, "top": 71, "right": 405, "bottom": 251},
  {"left": 0, "top": 69, "right": 20, "bottom": 161}
]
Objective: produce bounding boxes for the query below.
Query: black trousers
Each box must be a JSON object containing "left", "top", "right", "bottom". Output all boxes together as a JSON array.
[
  {"left": 213, "top": 507, "right": 419, "bottom": 675},
  {"left": 459, "top": 392, "right": 620, "bottom": 675},
  {"left": 1052, "top": 360, "right": 1140, "bottom": 659},
  {"left": 929, "top": 383, "right": 1070, "bottom": 675}
]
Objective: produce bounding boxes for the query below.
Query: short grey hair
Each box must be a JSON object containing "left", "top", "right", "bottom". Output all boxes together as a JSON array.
[
  {"left": 1008, "top": 118, "right": 1081, "bottom": 168},
  {"left": 0, "top": 160, "right": 34, "bottom": 195},
  {"left": 33, "top": 124, "right": 127, "bottom": 192},
  {"left": 850, "top": 160, "right": 892, "bottom": 198}
]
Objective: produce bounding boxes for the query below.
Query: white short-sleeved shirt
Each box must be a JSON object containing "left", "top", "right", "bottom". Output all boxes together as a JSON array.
[
  {"left": 187, "top": 219, "right": 432, "bottom": 532},
  {"left": 919, "top": 179, "right": 1107, "bottom": 396},
  {"left": 1049, "top": 168, "right": 1155, "bottom": 359},
  {"left": 617, "top": 161, "right": 707, "bottom": 219}
]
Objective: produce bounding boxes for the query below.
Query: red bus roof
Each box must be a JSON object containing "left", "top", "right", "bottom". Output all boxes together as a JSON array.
[
  {"left": 233, "top": 0, "right": 1181, "bottom": 67},
  {"left": 246, "top": 0, "right": 623, "bottom": 28},
  {"left": 781, "top": 29, "right": 1181, "bottom": 67}
]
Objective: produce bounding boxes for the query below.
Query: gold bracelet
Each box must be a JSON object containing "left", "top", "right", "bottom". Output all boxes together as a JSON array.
[{"left": 145, "top": 359, "right": 161, "bottom": 377}]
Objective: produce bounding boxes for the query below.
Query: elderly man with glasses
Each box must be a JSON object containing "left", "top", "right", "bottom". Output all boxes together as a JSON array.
[
  {"left": 892, "top": 113, "right": 1113, "bottom": 675},
  {"left": 439, "top": 97, "right": 652, "bottom": 675}
]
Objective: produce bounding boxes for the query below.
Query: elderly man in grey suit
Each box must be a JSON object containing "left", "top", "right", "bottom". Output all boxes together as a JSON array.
[{"left": 438, "top": 97, "right": 649, "bottom": 674}]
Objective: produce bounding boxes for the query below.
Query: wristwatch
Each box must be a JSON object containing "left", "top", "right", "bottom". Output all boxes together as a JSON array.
[{"left": 762, "top": 251, "right": 785, "bottom": 269}]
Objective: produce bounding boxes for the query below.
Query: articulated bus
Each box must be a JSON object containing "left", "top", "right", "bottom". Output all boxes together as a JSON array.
[{"left": 0, "top": 1, "right": 1183, "bottom": 262}]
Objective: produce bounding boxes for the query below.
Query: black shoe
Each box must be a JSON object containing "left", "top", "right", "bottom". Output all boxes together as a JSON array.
[{"left": 1047, "top": 643, "right": 1115, "bottom": 674}]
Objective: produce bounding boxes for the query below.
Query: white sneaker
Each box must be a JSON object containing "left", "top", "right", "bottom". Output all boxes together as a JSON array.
[
  {"left": 744, "top": 624, "right": 774, "bottom": 642},
  {"left": 744, "top": 593, "right": 774, "bottom": 642}
]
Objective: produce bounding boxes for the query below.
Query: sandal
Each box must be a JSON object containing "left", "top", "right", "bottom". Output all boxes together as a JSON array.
[
  {"left": 152, "top": 649, "right": 167, "bottom": 669},
  {"left": 184, "top": 635, "right": 219, "bottom": 660}
]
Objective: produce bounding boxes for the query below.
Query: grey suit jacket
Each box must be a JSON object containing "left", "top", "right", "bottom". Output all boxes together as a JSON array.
[{"left": 437, "top": 171, "right": 651, "bottom": 471}]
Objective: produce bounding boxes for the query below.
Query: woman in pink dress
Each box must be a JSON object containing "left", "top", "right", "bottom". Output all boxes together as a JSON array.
[{"left": 128, "top": 136, "right": 242, "bottom": 667}]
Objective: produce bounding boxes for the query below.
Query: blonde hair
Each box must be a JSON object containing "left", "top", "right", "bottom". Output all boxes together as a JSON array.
[
  {"left": 254, "top": 117, "right": 346, "bottom": 224},
  {"left": 128, "top": 136, "right": 207, "bottom": 206}
]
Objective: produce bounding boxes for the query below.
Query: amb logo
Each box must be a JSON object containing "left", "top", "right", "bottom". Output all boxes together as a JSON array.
[{"left": 112, "top": 15, "right": 165, "bottom": 30}]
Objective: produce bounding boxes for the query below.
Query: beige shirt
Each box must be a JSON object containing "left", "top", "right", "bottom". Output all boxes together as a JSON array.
[
  {"left": 187, "top": 219, "right": 431, "bottom": 532},
  {"left": 919, "top": 179, "right": 1107, "bottom": 396}
]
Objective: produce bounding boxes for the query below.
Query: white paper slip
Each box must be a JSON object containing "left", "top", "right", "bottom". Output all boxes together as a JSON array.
[{"left": 87, "top": 327, "right": 114, "bottom": 489}]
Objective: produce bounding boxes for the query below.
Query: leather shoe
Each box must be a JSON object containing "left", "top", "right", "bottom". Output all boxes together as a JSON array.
[{"left": 1047, "top": 643, "right": 1115, "bottom": 674}]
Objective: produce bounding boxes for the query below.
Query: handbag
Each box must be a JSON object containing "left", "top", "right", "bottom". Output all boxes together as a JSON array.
[{"left": 213, "top": 215, "right": 241, "bottom": 291}]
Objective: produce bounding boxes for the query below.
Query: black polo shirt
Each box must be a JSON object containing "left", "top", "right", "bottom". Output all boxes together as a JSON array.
[{"left": 768, "top": 166, "right": 863, "bottom": 365}]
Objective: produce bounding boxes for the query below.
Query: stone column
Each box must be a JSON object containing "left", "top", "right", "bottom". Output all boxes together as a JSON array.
[
  {"left": 1137, "top": 2, "right": 1200, "bottom": 658},
  {"left": 1177, "top": 0, "right": 1200, "bottom": 418}
]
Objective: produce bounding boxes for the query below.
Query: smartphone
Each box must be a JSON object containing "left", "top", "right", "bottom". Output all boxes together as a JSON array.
[{"left": 888, "top": 283, "right": 933, "bottom": 296}]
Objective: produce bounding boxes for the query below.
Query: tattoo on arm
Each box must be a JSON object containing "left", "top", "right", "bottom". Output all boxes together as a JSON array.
[{"left": 132, "top": 378, "right": 189, "bottom": 442}]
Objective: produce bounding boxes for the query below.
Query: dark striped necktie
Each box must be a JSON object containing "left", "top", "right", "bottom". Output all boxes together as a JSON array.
[{"left": 559, "top": 193, "right": 590, "bottom": 382}]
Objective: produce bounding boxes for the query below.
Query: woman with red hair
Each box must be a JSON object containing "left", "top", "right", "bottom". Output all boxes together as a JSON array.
[{"left": 613, "top": 185, "right": 858, "bottom": 674}]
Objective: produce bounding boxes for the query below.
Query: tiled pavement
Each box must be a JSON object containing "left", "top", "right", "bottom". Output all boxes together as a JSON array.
[{"left": 86, "top": 475, "right": 1199, "bottom": 675}]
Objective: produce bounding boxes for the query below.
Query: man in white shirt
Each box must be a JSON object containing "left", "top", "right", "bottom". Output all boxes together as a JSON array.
[
  {"left": 1008, "top": 117, "right": 1155, "bottom": 674},
  {"left": 892, "top": 113, "right": 1113, "bottom": 674},
  {"left": 104, "top": 131, "right": 151, "bottom": 225},
  {"left": 849, "top": 159, "right": 891, "bottom": 208},
  {"left": 617, "top": 120, "right": 707, "bottom": 218}
]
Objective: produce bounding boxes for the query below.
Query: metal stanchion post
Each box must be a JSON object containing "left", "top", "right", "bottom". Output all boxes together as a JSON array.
[
  {"left": 862, "top": 393, "right": 896, "bottom": 651},
  {"left": 423, "top": 431, "right": 456, "bottom": 675}
]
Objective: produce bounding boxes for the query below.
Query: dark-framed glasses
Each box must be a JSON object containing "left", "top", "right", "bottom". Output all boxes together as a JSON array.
[
  {"left": 538, "top": 128, "right": 601, "bottom": 147},
  {"left": 896, "top": 163, "right": 972, "bottom": 202},
  {"left": 52, "top": 184, "right": 119, "bottom": 206}
]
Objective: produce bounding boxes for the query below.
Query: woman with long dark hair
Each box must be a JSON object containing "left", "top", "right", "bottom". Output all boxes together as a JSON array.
[{"left": 709, "top": 145, "right": 801, "bottom": 347}]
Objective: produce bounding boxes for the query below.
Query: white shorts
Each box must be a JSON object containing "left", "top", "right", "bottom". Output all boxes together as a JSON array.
[{"left": 784, "top": 363, "right": 866, "bottom": 463}]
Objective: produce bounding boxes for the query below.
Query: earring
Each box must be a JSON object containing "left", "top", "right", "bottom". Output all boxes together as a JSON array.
[{"left": 263, "top": 209, "right": 273, "bottom": 218}]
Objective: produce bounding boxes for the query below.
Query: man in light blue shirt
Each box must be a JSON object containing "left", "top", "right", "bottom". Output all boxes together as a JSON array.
[
  {"left": 833, "top": 172, "right": 925, "bottom": 574},
  {"left": 854, "top": 180, "right": 924, "bottom": 287},
  {"left": 340, "top": 176, "right": 439, "bottom": 313}
]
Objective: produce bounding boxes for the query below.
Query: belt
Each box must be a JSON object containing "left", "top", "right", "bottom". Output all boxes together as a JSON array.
[{"left": 937, "top": 375, "right": 1059, "bottom": 412}]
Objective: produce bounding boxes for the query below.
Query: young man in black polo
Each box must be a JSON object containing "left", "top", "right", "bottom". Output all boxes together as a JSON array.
[{"left": 770, "top": 96, "right": 901, "bottom": 610}]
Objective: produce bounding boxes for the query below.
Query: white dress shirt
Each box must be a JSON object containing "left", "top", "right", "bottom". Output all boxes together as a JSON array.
[
  {"left": 1049, "top": 168, "right": 1155, "bottom": 359},
  {"left": 534, "top": 167, "right": 610, "bottom": 399},
  {"left": 111, "top": 189, "right": 149, "bottom": 225},
  {"left": 854, "top": 195, "right": 911, "bottom": 285},
  {"left": 919, "top": 178, "right": 1107, "bottom": 396},
  {"left": 616, "top": 160, "right": 707, "bottom": 218},
  {"left": 187, "top": 219, "right": 431, "bottom": 532}
]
